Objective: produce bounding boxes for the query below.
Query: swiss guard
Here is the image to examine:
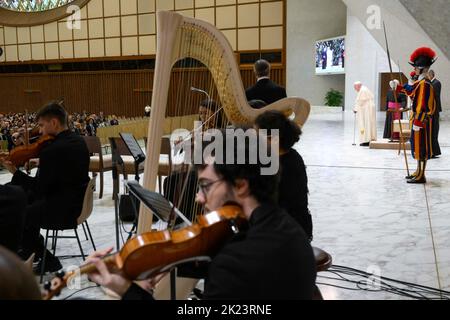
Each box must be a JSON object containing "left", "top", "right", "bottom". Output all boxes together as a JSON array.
[{"left": 390, "top": 47, "right": 437, "bottom": 184}]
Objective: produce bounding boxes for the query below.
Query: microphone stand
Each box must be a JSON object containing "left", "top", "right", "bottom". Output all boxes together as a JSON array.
[{"left": 191, "top": 87, "right": 211, "bottom": 103}]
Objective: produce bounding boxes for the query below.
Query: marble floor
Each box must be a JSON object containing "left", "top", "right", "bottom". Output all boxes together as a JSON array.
[{"left": 1, "top": 108, "right": 449, "bottom": 300}]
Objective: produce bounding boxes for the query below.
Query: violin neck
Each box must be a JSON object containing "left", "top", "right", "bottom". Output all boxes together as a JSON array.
[
  {"left": 77, "top": 254, "right": 117, "bottom": 275},
  {"left": 43, "top": 254, "right": 117, "bottom": 300}
]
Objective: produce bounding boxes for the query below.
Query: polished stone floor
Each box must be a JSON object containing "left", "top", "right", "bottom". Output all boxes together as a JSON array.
[{"left": 1, "top": 108, "right": 449, "bottom": 300}]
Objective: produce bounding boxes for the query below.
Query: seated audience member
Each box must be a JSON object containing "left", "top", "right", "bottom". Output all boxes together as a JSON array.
[{"left": 110, "top": 115, "right": 119, "bottom": 126}]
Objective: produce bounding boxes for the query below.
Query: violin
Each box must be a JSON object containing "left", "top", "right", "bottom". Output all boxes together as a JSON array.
[
  {"left": 43, "top": 205, "right": 246, "bottom": 300},
  {"left": 0, "top": 109, "right": 55, "bottom": 168},
  {"left": 0, "top": 135, "right": 54, "bottom": 167}
]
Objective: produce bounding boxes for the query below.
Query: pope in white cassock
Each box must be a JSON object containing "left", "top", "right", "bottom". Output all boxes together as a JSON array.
[{"left": 353, "top": 82, "right": 377, "bottom": 146}]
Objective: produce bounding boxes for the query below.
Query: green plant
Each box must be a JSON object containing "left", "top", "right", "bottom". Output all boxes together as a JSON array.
[{"left": 325, "top": 89, "right": 344, "bottom": 107}]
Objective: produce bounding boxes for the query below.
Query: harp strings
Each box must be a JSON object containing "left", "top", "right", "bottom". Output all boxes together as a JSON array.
[{"left": 161, "top": 23, "right": 236, "bottom": 230}]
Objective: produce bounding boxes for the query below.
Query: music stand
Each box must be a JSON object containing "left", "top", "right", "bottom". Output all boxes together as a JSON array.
[
  {"left": 119, "top": 133, "right": 146, "bottom": 182},
  {"left": 110, "top": 134, "right": 146, "bottom": 250},
  {"left": 125, "top": 180, "right": 191, "bottom": 228},
  {"left": 125, "top": 180, "right": 196, "bottom": 300}
]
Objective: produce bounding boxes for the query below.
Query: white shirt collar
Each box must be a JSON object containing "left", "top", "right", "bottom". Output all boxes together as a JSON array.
[
  {"left": 257, "top": 76, "right": 270, "bottom": 82},
  {"left": 419, "top": 73, "right": 427, "bottom": 81}
]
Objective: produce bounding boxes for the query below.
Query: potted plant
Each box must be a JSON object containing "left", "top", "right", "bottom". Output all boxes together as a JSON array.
[{"left": 325, "top": 89, "right": 344, "bottom": 109}]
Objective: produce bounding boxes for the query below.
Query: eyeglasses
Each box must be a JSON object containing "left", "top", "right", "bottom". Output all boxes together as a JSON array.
[{"left": 197, "top": 179, "right": 223, "bottom": 197}]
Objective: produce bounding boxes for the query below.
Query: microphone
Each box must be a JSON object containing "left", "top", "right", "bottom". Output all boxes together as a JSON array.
[{"left": 191, "top": 87, "right": 211, "bottom": 102}]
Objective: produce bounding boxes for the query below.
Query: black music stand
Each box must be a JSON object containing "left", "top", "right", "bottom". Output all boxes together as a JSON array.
[
  {"left": 125, "top": 180, "right": 191, "bottom": 229},
  {"left": 110, "top": 134, "right": 146, "bottom": 250},
  {"left": 119, "top": 133, "right": 146, "bottom": 182},
  {"left": 125, "top": 180, "right": 203, "bottom": 300}
]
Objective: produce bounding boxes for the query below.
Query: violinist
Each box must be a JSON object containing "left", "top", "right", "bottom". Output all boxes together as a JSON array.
[
  {"left": 0, "top": 102, "right": 90, "bottom": 273},
  {"left": 86, "top": 129, "right": 316, "bottom": 300}
]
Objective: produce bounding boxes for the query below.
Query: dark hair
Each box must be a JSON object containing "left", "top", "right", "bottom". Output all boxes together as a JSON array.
[
  {"left": 199, "top": 99, "right": 224, "bottom": 128},
  {"left": 36, "top": 101, "right": 68, "bottom": 127},
  {"left": 200, "top": 99, "right": 219, "bottom": 110},
  {"left": 248, "top": 100, "right": 268, "bottom": 109},
  {"left": 254, "top": 59, "right": 271, "bottom": 78},
  {"left": 195, "top": 128, "right": 279, "bottom": 204},
  {"left": 0, "top": 246, "right": 41, "bottom": 300},
  {"left": 255, "top": 110, "right": 302, "bottom": 150}
]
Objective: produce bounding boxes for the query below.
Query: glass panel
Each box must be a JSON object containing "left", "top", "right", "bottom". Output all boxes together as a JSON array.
[{"left": 0, "top": 0, "right": 76, "bottom": 12}]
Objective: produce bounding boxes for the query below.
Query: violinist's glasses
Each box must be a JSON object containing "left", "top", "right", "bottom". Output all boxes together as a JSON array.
[{"left": 198, "top": 179, "right": 223, "bottom": 197}]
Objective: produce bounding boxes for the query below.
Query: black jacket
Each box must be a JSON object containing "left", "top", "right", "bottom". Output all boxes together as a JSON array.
[
  {"left": 123, "top": 204, "right": 316, "bottom": 300},
  {"left": 11, "top": 130, "right": 90, "bottom": 229},
  {"left": 279, "top": 149, "right": 313, "bottom": 240},
  {"left": 431, "top": 79, "right": 442, "bottom": 113},
  {"left": 0, "top": 184, "right": 26, "bottom": 252},
  {"left": 246, "top": 79, "right": 287, "bottom": 106}
]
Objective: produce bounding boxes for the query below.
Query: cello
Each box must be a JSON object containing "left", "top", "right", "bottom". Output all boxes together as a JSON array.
[{"left": 42, "top": 205, "right": 246, "bottom": 300}]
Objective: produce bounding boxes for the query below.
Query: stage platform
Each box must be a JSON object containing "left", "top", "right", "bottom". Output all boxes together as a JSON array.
[{"left": 370, "top": 139, "right": 411, "bottom": 151}]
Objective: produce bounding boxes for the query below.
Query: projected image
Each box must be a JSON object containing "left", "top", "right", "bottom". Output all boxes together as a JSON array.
[{"left": 315, "top": 37, "right": 345, "bottom": 75}]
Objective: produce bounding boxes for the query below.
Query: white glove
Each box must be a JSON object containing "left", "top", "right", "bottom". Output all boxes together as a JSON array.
[
  {"left": 412, "top": 125, "right": 421, "bottom": 132},
  {"left": 389, "top": 80, "right": 400, "bottom": 90}
]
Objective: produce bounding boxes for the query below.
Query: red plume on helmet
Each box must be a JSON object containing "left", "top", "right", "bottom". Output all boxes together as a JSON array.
[{"left": 409, "top": 47, "right": 437, "bottom": 68}]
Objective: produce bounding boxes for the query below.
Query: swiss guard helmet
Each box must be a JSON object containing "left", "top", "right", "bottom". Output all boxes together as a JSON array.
[{"left": 409, "top": 47, "right": 437, "bottom": 69}]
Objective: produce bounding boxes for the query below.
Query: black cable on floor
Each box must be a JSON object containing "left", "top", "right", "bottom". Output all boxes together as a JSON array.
[{"left": 317, "top": 265, "right": 450, "bottom": 300}]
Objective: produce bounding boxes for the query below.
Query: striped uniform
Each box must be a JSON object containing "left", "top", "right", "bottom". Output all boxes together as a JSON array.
[{"left": 399, "top": 79, "right": 436, "bottom": 160}]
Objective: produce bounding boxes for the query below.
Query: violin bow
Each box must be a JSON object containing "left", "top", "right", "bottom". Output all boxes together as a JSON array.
[{"left": 383, "top": 21, "right": 410, "bottom": 176}]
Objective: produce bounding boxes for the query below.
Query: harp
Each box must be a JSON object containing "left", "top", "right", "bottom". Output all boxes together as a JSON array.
[{"left": 138, "top": 11, "right": 311, "bottom": 234}]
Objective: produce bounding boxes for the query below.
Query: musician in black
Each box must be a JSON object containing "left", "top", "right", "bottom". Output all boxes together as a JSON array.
[
  {"left": 198, "top": 99, "right": 224, "bottom": 130},
  {"left": 86, "top": 129, "right": 316, "bottom": 299},
  {"left": 0, "top": 102, "right": 90, "bottom": 273},
  {"left": 0, "top": 184, "right": 26, "bottom": 253},
  {"left": 246, "top": 59, "right": 287, "bottom": 106},
  {"left": 255, "top": 110, "right": 313, "bottom": 241}
]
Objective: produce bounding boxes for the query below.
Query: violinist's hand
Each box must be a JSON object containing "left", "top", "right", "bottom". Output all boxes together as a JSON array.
[
  {"left": 25, "top": 158, "right": 39, "bottom": 171},
  {"left": 0, "top": 159, "right": 17, "bottom": 174},
  {"left": 85, "top": 247, "right": 132, "bottom": 298}
]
